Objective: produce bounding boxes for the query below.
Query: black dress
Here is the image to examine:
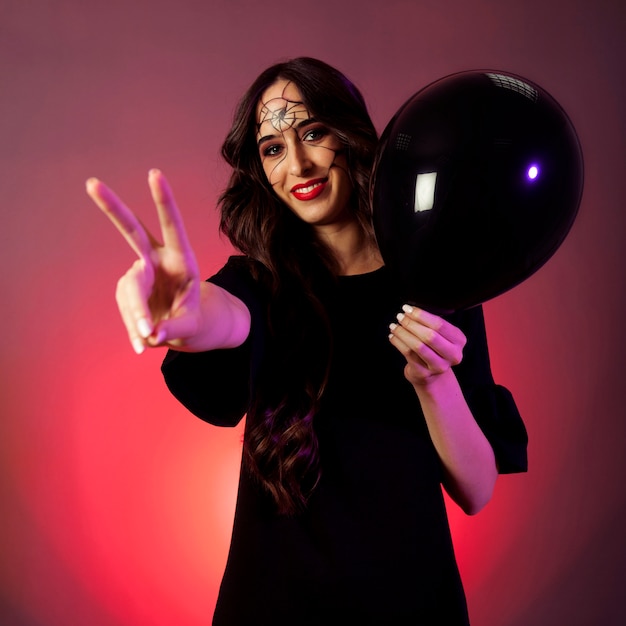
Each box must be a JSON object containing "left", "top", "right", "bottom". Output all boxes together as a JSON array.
[{"left": 162, "top": 257, "right": 527, "bottom": 625}]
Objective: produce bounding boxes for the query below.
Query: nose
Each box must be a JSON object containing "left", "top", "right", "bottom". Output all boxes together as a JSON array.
[{"left": 287, "top": 141, "right": 313, "bottom": 177}]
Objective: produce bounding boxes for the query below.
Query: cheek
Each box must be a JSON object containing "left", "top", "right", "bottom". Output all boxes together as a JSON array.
[
  {"left": 332, "top": 153, "right": 351, "bottom": 184},
  {"left": 334, "top": 161, "right": 354, "bottom": 203},
  {"left": 262, "top": 159, "right": 284, "bottom": 187},
  {"left": 307, "top": 144, "right": 338, "bottom": 170}
]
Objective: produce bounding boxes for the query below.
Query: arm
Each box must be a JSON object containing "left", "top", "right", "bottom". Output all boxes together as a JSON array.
[
  {"left": 86, "top": 169, "right": 250, "bottom": 354},
  {"left": 389, "top": 305, "right": 497, "bottom": 515}
]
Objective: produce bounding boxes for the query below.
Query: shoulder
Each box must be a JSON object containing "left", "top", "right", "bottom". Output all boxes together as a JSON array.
[
  {"left": 208, "top": 255, "right": 267, "bottom": 307},
  {"left": 209, "top": 254, "right": 255, "bottom": 283}
]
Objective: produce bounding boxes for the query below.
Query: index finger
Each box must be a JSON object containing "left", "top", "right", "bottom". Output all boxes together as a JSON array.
[
  {"left": 86, "top": 177, "right": 154, "bottom": 261},
  {"left": 401, "top": 305, "right": 467, "bottom": 346}
]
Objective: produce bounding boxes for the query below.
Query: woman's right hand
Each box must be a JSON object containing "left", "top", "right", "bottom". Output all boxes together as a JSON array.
[{"left": 86, "top": 169, "right": 206, "bottom": 354}]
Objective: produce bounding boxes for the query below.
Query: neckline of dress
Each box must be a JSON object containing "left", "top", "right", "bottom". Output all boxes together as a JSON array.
[{"left": 337, "top": 264, "right": 386, "bottom": 279}]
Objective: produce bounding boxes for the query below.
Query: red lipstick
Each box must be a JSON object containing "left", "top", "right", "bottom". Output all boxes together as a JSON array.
[{"left": 291, "top": 178, "right": 327, "bottom": 201}]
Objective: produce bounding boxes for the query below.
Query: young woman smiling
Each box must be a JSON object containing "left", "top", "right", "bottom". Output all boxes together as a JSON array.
[{"left": 87, "top": 57, "right": 527, "bottom": 625}]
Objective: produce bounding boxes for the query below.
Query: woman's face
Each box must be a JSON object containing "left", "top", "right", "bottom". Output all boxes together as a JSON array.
[{"left": 256, "top": 79, "right": 353, "bottom": 230}]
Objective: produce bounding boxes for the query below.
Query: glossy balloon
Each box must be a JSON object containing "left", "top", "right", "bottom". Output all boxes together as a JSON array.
[{"left": 370, "top": 70, "right": 584, "bottom": 312}]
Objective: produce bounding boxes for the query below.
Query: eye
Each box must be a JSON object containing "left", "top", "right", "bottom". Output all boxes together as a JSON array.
[
  {"left": 302, "top": 126, "right": 329, "bottom": 143},
  {"left": 261, "top": 143, "right": 283, "bottom": 158}
]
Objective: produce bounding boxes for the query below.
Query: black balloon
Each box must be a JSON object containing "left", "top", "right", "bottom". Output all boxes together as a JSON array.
[{"left": 370, "top": 70, "right": 584, "bottom": 313}]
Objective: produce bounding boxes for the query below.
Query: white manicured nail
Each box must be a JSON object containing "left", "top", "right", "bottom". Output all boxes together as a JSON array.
[
  {"left": 132, "top": 338, "right": 145, "bottom": 355},
  {"left": 137, "top": 318, "right": 152, "bottom": 338}
]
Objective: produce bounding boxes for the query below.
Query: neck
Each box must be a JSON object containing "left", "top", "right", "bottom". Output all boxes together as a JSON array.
[{"left": 314, "top": 220, "right": 384, "bottom": 276}]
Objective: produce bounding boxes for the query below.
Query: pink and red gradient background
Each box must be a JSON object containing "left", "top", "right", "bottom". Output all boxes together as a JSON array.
[{"left": 2, "top": 1, "right": 625, "bottom": 624}]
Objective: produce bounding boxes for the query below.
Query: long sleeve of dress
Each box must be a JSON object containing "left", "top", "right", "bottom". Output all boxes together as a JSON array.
[
  {"left": 161, "top": 256, "right": 264, "bottom": 427},
  {"left": 448, "top": 306, "right": 528, "bottom": 473}
]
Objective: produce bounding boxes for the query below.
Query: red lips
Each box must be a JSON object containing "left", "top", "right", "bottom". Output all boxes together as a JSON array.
[{"left": 290, "top": 178, "right": 327, "bottom": 201}]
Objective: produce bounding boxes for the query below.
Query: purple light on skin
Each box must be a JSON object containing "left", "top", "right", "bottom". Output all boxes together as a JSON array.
[{"left": 527, "top": 164, "right": 540, "bottom": 181}]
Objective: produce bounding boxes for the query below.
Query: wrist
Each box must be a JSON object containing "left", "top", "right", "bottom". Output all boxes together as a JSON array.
[{"left": 411, "top": 368, "right": 458, "bottom": 400}]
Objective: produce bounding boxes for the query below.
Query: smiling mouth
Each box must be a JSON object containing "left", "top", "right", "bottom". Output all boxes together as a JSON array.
[{"left": 291, "top": 178, "right": 327, "bottom": 200}]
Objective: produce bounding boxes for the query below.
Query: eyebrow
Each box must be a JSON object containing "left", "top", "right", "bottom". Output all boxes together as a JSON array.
[{"left": 257, "top": 117, "right": 320, "bottom": 148}]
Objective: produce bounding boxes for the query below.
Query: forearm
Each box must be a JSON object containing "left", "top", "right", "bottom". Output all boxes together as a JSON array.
[
  {"left": 164, "top": 281, "right": 251, "bottom": 353},
  {"left": 413, "top": 369, "right": 497, "bottom": 515}
]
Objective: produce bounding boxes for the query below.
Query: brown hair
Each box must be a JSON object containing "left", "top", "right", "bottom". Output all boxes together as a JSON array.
[{"left": 219, "top": 57, "right": 378, "bottom": 513}]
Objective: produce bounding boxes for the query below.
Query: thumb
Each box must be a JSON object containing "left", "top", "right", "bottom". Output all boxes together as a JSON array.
[{"left": 147, "top": 312, "right": 200, "bottom": 348}]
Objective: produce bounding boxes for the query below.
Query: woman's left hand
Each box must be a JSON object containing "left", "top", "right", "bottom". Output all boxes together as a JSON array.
[
  {"left": 389, "top": 305, "right": 497, "bottom": 514},
  {"left": 388, "top": 305, "right": 467, "bottom": 388}
]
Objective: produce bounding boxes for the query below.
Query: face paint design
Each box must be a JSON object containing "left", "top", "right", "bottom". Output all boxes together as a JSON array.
[
  {"left": 256, "top": 81, "right": 346, "bottom": 187},
  {"left": 258, "top": 97, "right": 308, "bottom": 134}
]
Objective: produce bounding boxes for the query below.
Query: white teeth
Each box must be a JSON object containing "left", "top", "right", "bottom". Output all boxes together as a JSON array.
[{"left": 297, "top": 182, "right": 322, "bottom": 194}]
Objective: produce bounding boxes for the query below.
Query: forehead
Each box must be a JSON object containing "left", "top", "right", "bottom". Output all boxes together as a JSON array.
[{"left": 256, "top": 79, "right": 310, "bottom": 135}]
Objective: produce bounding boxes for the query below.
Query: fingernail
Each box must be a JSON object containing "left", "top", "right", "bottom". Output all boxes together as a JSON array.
[
  {"left": 149, "top": 168, "right": 161, "bottom": 177},
  {"left": 402, "top": 304, "right": 414, "bottom": 314},
  {"left": 137, "top": 318, "right": 152, "bottom": 338},
  {"left": 389, "top": 322, "right": 398, "bottom": 331},
  {"left": 396, "top": 312, "right": 405, "bottom": 322},
  {"left": 132, "top": 338, "right": 145, "bottom": 354}
]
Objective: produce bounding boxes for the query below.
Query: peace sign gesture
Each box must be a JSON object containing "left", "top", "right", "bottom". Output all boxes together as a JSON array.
[
  {"left": 86, "top": 169, "right": 241, "bottom": 354},
  {"left": 86, "top": 169, "right": 202, "bottom": 353}
]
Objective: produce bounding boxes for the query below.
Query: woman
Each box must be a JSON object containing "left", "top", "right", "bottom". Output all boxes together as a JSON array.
[{"left": 86, "top": 57, "right": 527, "bottom": 625}]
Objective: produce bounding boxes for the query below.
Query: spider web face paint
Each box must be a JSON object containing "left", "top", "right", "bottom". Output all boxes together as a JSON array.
[
  {"left": 256, "top": 82, "right": 346, "bottom": 188},
  {"left": 257, "top": 97, "right": 310, "bottom": 134}
]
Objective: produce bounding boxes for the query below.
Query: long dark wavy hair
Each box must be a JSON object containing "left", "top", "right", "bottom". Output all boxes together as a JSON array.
[{"left": 218, "top": 57, "right": 378, "bottom": 514}]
